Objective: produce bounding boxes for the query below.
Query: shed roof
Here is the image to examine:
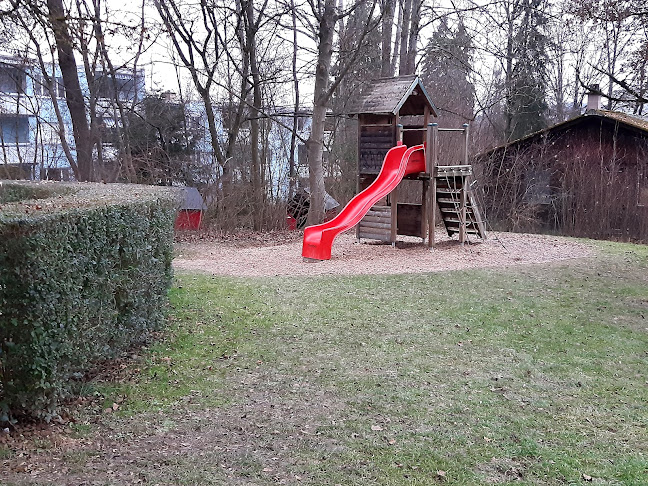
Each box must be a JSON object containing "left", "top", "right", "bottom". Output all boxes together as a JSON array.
[
  {"left": 181, "top": 186, "right": 207, "bottom": 211},
  {"left": 598, "top": 110, "right": 648, "bottom": 133},
  {"left": 476, "top": 109, "right": 648, "bottom": 158},
  {"left": 348, "top": 75, "right": 438, "bottom": 117}
]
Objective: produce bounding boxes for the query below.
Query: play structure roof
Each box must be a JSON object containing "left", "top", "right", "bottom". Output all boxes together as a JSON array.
[{"left": 348, "top": 75, "right": 438, "bottom": 117}]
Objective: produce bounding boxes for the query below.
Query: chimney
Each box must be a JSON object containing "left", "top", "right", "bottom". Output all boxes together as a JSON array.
[
  {"left": 587, "top": 84, "right": 602, "bottom": 111},
  {"left": 161, "top": 90, "right": 176, "bottom": 102}
]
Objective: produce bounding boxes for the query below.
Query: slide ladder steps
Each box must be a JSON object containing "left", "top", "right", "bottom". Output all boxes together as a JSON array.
[
  {"left": 358, "top": 205, "right": 391, "bottom": 241},
  {"left": 434, "top": 166, "right": 486, "bottom": 241}
]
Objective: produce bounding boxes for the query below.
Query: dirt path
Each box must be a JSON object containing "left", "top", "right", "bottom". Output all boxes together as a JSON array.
[{"left": 173, "top": 230, "right": 594, "bottom": 277}]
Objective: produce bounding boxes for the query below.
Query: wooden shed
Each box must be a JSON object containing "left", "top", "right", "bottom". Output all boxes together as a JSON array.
[
  {"left": 175, "top": 187, "right": 207, "bottom": 230},
  {"left": 474, "top": 109, "right": 648, "bottom": 242}
]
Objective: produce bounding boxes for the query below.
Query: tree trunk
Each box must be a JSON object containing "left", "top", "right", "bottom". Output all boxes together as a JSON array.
[
  {"left": 504, "top": 0, "right": 515, "bottom": 142},
  {"left": 380, "top": 0, "right": 396, "bottom": 77},
  {"left": 306, "top": 0, "right": 336, "bottom": 226},
  {"left": 244, "top": 0, "right": 264, "bottom": 231},
  {"left": 405, "top": 0, "right": 422, "bottom": 74},
  {"left": 289, "top": 0, "right": 300, "bottom": 198},
  {"left": 391, "top": 1, "right": 402, "bottom": 75},
  {"left": 47, "top": 0, "right": 94, "bottom": 181},
  {"left": 398, "top": 0, "right": 412, "bottom": 75}
]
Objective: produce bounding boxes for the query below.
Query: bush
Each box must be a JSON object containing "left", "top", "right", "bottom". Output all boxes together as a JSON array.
[{"left": 0, "top": 181, "right": 181, "bottom": 421}]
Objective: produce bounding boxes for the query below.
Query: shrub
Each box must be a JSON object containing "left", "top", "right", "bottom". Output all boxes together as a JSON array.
[{"left": 0, "top": 181, "right": 181, "bottom": 421}]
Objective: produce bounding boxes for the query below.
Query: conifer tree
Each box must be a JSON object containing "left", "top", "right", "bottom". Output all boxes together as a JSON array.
[
  {"left": 421, "top": 18, "right": 475, "bottom": 127},
  {"left": 506, "top": 0, "right": 550, "bottom": 140}
]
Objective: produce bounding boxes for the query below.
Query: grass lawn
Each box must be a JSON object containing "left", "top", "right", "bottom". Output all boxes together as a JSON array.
[{"left": 3, "top": 240, "right": 648, "bottom": 485}]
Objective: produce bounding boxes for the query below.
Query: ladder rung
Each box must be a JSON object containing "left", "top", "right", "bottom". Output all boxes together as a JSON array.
[
  {"left": 447, "top": 227, "right": 480, "bottom": 234},
  {"left": 437, "top": 197, "right": 472, "bottom": 204},
  {"left": 444, "top": 218, "right": 482, "bottom": 225},
  {"left": 440, "top": 208, "right": 475, "bottom": 215}
]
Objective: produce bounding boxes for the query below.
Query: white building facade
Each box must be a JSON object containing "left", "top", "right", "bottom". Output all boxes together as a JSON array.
[{"left": 0, "top": 57, "right": 144, "bottom": 180}]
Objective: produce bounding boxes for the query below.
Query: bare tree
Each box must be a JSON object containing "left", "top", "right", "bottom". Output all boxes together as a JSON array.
[
  {"left": 45, "top": 0, "right": 95, "bottom": 181},
  {"left": 302, "top": 0, "right": 379, "bottom": 225},
  {"left": 380, "top": 0, "right": 396, "bottom": 76},
  {"left": 570, "top": 0, "right": 643, "bottom": 110}
]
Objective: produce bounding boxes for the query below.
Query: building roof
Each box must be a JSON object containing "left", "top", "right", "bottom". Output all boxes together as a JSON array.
[
  {"left": 348, "top": 75, "right": 438, "bottom": 117},
  {"left": 477, "top": 109, "right": 648, "bottom": 157},
  {"left": 598, "top": 110, "right": 648, "bottom": 132},
  {"left": 181, "top": 186, "right": 207, "bottom": 211}
]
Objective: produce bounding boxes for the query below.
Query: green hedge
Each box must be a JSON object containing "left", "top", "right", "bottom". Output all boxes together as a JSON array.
[{"left": 0, "top": 181, "right": 181, "bottom": 421}]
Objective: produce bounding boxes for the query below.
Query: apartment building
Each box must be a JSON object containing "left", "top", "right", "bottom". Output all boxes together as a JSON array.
[{"left": 0, "top": 57, "right": 144, "bottom": 180}]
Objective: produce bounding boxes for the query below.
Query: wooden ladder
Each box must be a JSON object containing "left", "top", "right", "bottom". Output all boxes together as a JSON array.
[{"left": 434, "top": 165, "right": 486, "bottom": 243}]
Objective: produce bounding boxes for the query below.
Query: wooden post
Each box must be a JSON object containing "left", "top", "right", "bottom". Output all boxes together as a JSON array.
[
  {"left": 459, "top": 123, "right": 469, "bottom": 245},
  {"left": 459, "top": 182, "right": 467, "bottom": 245},
  {"left": 432, "top": 123, "right": 439, "bottom": 166},
  {"left": 428, "top": 123, "right": 439, "bottom": 247},
  {"left": 462, "top": 123, "right": 469, "bottom": 164},
  {"left": 356, "top": 115, "right": 362, "bottom": 242},
  {"left": 421, "top": 179, "right": 428, "bottom": 242},
  {"left": 425, "top": 123, "right": 433, "bottom": 173},
  {"left": 390, "top": 184, "right": 398, "bottom": 246}
]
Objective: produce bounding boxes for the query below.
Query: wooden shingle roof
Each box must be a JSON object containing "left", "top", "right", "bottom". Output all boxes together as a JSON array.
[
  {"left": 475, "top": 109, "right": 648, "bottom": 158},
  {"left": 349, "top": 75, "right": 438, "bottom": 116},
  {"left": 598, "top": 110, "right": 648, "bottom": 133}
]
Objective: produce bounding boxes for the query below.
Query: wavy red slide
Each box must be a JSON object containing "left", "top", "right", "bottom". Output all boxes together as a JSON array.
[{"left": 302, "top": 144, "right": 426, "bottom": 260}]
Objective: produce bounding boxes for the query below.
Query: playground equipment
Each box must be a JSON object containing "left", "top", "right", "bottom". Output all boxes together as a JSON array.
[{"left": 302, "top": 75, "right": 486, "bottom": 261}]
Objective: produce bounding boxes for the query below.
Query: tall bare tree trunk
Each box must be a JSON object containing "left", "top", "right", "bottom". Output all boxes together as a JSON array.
[
  {"left": 398, "top": 0, "right": 412, "bottom": 75},
  {"left": 243, "top": 0, "right": 264, "bottom": 230},
  {"left": 405, "top": 0, "right": 422, "bottom": 73},
  {"left": 47, "top": 0, "right": 94, "bottom": 181},
  {"left": 289, "top": 0, "right": 300, "bottom": 198},
  {"left": 504, "top": 0, "right": 515, "bottom": 141},
  {"left": 380, "top": 0, "right": 396, "bottom": 77},
  {"left": 306, "top": 0, "right": 336, "bottom": 226}
]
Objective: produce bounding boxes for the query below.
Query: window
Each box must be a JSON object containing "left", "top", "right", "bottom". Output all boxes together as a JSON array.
[
  {"left": 55, "top": 77, "right": 65, "bottom": 98},
  {"left": 220, "top": 102, "right": 251, "bottom": 131},
  {"left": 31, "top": 74, "right": 65, "bottom": 98},
  {"left": 0, "top": 65, "right": 25, "bottom": 94},
  {"left": 32, "top": 73, "right": 44, "bottom": 96},
  {"left": 93, "top": 71, "right": 141, "bottom": 101},
  {"left": 0, "top": 116, "right": 30, "bottom": 144}
]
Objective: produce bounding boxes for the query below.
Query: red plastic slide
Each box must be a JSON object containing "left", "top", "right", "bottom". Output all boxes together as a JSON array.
[{"left": 302, "top": 144, "right": 426, "bottom": 260}]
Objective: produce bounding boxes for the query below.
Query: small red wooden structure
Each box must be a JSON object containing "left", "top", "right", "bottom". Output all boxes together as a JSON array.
[{"left": 175, "top": 187, "right": 207, "bottom": 230}]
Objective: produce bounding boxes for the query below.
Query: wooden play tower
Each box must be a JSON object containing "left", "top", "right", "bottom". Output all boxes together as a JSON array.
[{"left": 349, "top": 75, "right": 486, "bottom": 246}]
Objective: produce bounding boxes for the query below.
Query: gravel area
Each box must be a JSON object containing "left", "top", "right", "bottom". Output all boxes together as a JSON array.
[{"left": 173, "top": 229, "right": 594, "bottom": 277}]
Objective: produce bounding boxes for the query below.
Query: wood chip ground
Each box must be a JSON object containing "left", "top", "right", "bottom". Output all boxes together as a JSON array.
[{"left": 173, "top": 230, "right": 594, "bottom": 277}]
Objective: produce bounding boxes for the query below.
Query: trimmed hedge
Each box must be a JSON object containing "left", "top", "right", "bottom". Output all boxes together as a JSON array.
[{"left": 0, "top": 181, "right": 181, "bottom": 421}]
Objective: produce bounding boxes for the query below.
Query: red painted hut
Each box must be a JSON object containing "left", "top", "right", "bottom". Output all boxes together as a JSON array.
[{"left": 175, "top": 187, "right": 207, "bottom": 230}]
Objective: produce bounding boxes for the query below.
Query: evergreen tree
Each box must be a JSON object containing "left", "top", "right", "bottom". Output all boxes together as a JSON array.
[
  {"left": 421, "top": 19, "right": 475, "bottom": 127},
  {"left": 506, "top": 0, "right": 549, "bottom": 140}
]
